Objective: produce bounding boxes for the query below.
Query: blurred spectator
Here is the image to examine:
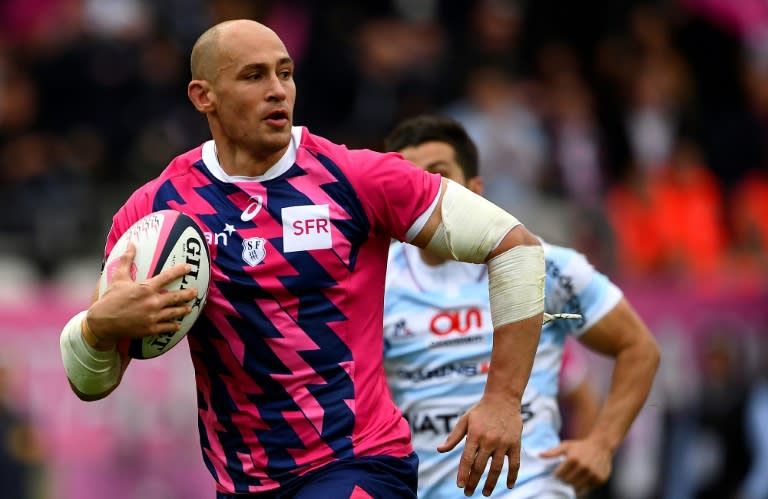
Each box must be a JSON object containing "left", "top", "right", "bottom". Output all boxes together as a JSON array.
[
  {"left": 605, "top": 137, "right": 726, "bottom": 281},
  {"left": 666, "top": 327, "right": 768, "bottom": 499},
  {"left": 536, "top": 41, "right": 604, "bottom": 207},
  {"left": 651, "top": 138, "right": 726, "bottom": 279},
  {"left": 0, "top": 362, "right": 43, "bottom": 499},
  {"left": 338, "top": 17, "right": 446, "bottom": 147},
  {"left": 445, "top": 65, "right": 549, "bottom": 210},
  {"left": 624, "top": 5, "right": 695, "bottom": 174},
  {"left": 604, "top": 160, "right": 664, "bottom": 276},
  {"left": 0, "top": 58, "right": 38, "bottom": 134},
  {"left": 731, "top": 168, "right": 768, "bottom": 272},
  {"left": 741, "top": 371, "right": 768, "bottom": 499},
  {"left": 0, "top": 132, "right": 91, "bottom": 277}
]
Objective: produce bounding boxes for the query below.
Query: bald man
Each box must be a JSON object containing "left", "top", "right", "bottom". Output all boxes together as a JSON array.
[{"left": 59, "top": 20, "right": 547, "bottom": 498}]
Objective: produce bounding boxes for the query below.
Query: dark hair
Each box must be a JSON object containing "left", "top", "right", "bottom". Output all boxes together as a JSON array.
[{"left": 384, "top": 115, "right": 480, "bottom": 179}]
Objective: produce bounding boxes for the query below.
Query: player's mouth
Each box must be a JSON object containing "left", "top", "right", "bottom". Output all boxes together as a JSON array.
[{"left": 264, "top": 109, "right": 290, "bottom": 128}]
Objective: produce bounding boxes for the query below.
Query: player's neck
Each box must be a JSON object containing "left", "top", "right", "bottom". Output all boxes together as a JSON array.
[
  {"left": 418, "top": 248, "right": 447, "bottom": 267},
  {"left": 214, "top": 142, "right": 289, "bottom": 177}
]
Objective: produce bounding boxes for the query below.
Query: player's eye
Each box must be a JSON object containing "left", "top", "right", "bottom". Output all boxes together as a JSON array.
[
  {"left": 429, "top": 167, "right": 449, "bottom": 177},
  {"left": 279, "top": 69, "right": 292, "bottom": 79}
]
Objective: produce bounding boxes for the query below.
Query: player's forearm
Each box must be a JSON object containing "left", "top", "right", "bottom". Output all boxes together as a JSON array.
[
  {"left": 587, "top": 336, "right": 660, "bottom": 451},
  {"left": 60, "top": 310, "right": 123, "bottom": 401},
  {"left": 484, "top": 314, "right": 542, "bottom": 401}
]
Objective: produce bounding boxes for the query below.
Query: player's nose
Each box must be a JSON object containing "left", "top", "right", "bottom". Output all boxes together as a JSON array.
[{"left": 265, "top": 74, "right": 288, "bottom": 101}]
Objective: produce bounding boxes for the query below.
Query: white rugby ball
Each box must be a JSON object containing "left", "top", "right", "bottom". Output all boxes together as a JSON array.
[{"left": 99, "top": 210, "right": 211, "bottom": 359}]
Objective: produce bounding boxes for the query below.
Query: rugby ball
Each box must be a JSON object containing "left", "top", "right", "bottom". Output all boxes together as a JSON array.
[{"left": 99, "top": 210, "right": 211, "bottom": 359}]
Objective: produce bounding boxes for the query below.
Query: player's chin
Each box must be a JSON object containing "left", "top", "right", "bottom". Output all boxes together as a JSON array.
[{"left": 260, "top": 125, "right": 292, "bottom": 146}]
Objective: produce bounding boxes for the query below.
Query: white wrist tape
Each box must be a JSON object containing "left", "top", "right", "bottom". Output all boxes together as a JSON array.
[
  {"left": 488, "top": 245, "right": 545, "bottom": 328},
  {"left": 426, "top": 179, "right": 521, "bottom": 263},
  {"left": 543, "top": 312, "right": 582, "bottom": 324},
  {"left": 60, "top": 310, "right": 121, "bottom": 396}
]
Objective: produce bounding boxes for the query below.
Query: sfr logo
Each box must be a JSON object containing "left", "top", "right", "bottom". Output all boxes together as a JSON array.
[
  {"left": 282, "top": 204, "right": 333, "bottom": 252},
  {"left": 292, "top": 217, "right": 330, "bottom": 235}
]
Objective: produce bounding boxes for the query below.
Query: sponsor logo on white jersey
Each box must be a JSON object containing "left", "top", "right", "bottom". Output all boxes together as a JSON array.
[
  {"left": 282, "top": 204, "right": 332, "bottom": 252},
  {"left": 429, "top": 307, "right": 483, "bottom": 336}
]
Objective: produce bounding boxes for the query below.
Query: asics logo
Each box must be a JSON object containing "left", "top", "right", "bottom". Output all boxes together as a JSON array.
[{"left": 241, "top": 195, "right": 263, "bottom": 222}]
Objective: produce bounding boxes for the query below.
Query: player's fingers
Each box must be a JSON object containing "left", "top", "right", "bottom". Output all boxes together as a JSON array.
[
  {"left": 481, "top": 450, "right": 506, "bottom": 496},
  {"left": 539, "top": 443, "right": 566, "bottom": 458},
  {"left": 158, "top": 288, "right": 198, "bottom": 308},
  {"left": 464, "top": 447, "right": 492, "bottom": 496},
  {"left": 146, "top": 263, "right": 192, "bottom": 289},
  {"left": 569, "top": 466, "right": 600, "bottom": 494},
  {"left": 505, "top": 447, "right": 520, "bottom": 489},
  {"left": 154, "top": 305, "right": 192, "bottom": 323},
  {"left": 147, "top": 320, "right": 182, "bottom": 336},
  {"left": 438, "top": 414, "right": 468, "bottom": 453},
  {"left": 111, "top": 243, "right": 137, "bottom": 282},
  {"left": 455, "top": 438, "right": 477, "bottom": 490},
  {"left": 554, "top": 457, "right": 580, "bottom": 484}
]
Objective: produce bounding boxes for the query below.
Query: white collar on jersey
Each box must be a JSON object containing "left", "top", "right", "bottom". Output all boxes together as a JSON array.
[{"left": 201, "top": 126, "right": 302, "bottom": 182}]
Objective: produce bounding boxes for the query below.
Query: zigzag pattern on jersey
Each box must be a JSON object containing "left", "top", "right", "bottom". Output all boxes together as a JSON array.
[
  {"left": 312, "top": 151, "right": 370, "bottom": 271},
  {"left": 153, "top": 176, "right": 267, "bottom": 491},
  {"left": 150, "top": 159, "right": 365, "bottom": 490}
]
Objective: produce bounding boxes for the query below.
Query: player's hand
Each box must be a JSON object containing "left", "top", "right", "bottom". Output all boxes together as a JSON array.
[
  {"left": 86, "top": 243, "right": 197, "bottom": 344},
  {"left": 539, "top": 438, "right": 613, "bottom": 495},
  {"left": 438, "top": 395, "right": 523, "bottom": 497}
]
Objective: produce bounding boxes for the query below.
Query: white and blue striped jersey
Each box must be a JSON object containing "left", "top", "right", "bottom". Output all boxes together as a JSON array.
[{"left": 383, "top": 240, "right": 623, "bottom": 498}]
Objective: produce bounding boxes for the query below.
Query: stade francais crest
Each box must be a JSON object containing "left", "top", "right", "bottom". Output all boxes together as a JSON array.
[{"left": 242, "top": 237, "right": 267, "bottom": 266}]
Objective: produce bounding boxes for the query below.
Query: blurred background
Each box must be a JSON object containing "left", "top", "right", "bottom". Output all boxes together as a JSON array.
[{"left": 0, "top": 0, "right": 767, "bottom": 498}]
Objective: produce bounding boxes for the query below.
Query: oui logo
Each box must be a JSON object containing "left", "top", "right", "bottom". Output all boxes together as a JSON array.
[{"left": 429, "top": 307, "right": 483, "bottom": 336}]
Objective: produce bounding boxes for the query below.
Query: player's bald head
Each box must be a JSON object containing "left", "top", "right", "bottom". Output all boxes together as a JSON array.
[{"left": 190, "top": 19, "right": 283, "bottom": 81}]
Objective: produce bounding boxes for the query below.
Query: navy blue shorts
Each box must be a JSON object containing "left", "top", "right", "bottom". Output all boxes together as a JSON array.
[{"left": 216, "top": 453, "right": 418, "bottom": 499}]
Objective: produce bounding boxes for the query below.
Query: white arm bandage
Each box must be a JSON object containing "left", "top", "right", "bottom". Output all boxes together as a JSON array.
[
  {"left": 425, "top": 179, "right": 521, "bottom": 263},
  {"left": 60, "top": 310, "right": 121, "bottom": 396},
  {"left": 488, "top": 245, "right": 545, "bottom": 327},
  {"left": 423, "top": 179, "right": 545, "bottom": 327}
]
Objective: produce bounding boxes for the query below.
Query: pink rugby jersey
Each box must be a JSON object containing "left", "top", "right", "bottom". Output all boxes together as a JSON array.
[{"left": 104, "top": 127, "right": 441, "bottom": 494}]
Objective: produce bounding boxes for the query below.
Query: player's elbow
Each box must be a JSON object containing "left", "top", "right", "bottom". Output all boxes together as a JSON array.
[
  {"left": 69, "top": 379, "right": 119, "bottom": 402},
  {"left": 644, "top": 334, "right": 661, "bottom": 374},
  {"left": 489, "top": 225, "right": 541, "bottom": 260},
  {"left": 625, "top": 326, "right": 661, "bottom": 376}
]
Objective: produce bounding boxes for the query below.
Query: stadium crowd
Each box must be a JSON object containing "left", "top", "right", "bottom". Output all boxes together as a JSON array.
[{"left": 0, "top": 1, "right": 767, "bottom": 498}]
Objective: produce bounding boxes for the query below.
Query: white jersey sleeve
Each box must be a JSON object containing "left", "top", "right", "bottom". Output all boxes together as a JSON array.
[{"left": 542, "top": 241, "right": 623, "bottom": 338}]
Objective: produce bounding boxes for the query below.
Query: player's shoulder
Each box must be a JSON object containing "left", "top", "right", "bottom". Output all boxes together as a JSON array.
[
  {"left": 542, "top": 240, "right": 597, "bottom": 291},
  {"left": 299, "top": 126, "right": 400, "bottom": 170},
  {"left": 136, "top": 143, "right": 205, "bottom": 187},
  {"left": 297, "top": 126, "right": 348, "bottom": 159},
  {"left": 543, "top": 240, "right": 590, "bottom": 273}
]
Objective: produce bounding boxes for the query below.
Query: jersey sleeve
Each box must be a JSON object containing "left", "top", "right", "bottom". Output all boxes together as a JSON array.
[
  {"left": 544, "top": 245, "right": 623, "bottom": 338},
  {"left": 345, "top": 149, "right": 441, "bottom": 242}
]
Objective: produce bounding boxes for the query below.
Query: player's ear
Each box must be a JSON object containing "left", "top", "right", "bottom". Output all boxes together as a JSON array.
[
  {"left": 188, "top": 80, "right": 215, "bottom": 113},
  {"left": 468, "top": 176, "right": 484, "bottom": 196}
]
